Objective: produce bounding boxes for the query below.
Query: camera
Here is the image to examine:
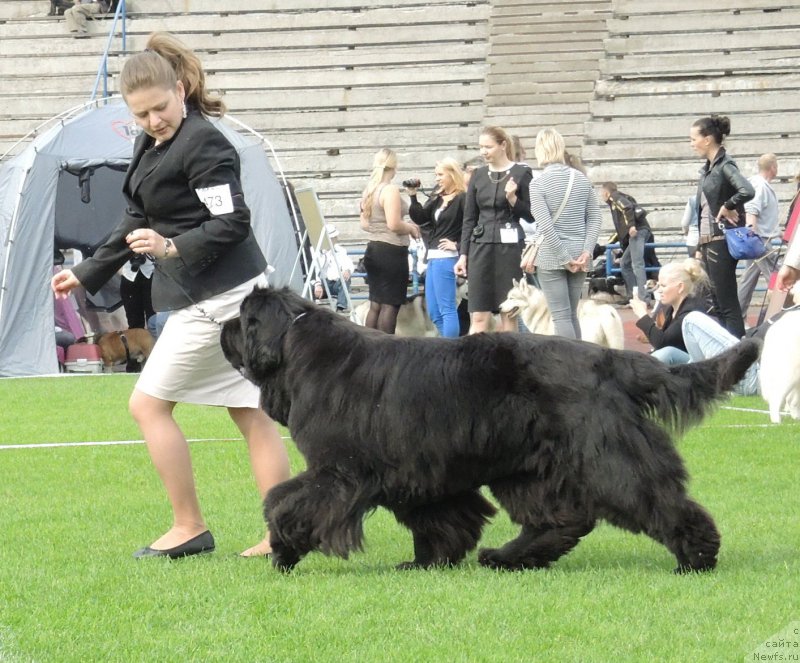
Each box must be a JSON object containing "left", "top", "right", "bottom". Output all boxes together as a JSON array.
[{"left": 402, "top": 178, "right": 421, "bottom": 189}]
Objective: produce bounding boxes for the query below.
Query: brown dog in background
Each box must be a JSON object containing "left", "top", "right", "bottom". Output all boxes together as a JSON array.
[{"left": 96, "top": 329, "right": 155, "bottom": 372}]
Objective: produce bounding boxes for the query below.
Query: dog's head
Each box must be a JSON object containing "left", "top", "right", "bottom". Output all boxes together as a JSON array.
[
  {"left": 499, "top": 279, "right": 546, "bottom": 319},
  {"left": 221, "top": 286, "right": 313, "bottom": 382}
]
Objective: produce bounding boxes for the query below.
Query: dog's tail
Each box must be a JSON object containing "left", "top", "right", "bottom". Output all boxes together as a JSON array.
[{"left": 640, "top": 338, "right": 761, "bottom": 432}]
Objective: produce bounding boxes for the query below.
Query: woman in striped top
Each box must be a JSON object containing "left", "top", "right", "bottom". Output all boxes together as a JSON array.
[{"left": 525, "top": 128, "right": 602, "bottom": 339}]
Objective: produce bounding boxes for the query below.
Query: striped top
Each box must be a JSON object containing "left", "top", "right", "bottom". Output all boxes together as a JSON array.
[{"left": 528, "top": 163, "right": 602, "bottom": 270}]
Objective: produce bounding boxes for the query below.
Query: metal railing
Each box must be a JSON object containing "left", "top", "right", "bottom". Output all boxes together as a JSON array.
[{"left": 90, "top": 0, "right": 127, "bottom": 101}]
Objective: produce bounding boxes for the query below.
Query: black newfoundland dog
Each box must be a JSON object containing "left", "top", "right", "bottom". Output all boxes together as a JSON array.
[{"left": 221, "top": 287, "right": 759, "bottom": 574}]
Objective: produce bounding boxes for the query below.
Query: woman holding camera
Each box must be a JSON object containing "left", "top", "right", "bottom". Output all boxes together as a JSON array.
[
  {"left": 455, "top": 126, "right": 533, "bottom": 333},
  {"left": 407, "top": 158, "right": 467, "bottom": 337},
  {"left": 359, "top": 148, "right": 420, "bottom": 334}
]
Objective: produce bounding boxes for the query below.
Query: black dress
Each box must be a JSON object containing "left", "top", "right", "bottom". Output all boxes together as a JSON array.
[{"left": 460, "top": 164, "right": 534, "bottom": 312}]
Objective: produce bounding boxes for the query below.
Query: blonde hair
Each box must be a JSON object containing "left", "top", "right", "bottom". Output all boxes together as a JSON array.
[
  {"left": 479, "top": 126, "right": 515, "bottom": 161},
  {"left": 534, "top": 128, "right": 566, "bottom": 167},
  {"left": 661, "top": 258, "right": 709, "bottom": 297},
  {"left": 436, "top": 157, "right": 467, "bottom": 194},
  {"left": 360, "top": 148, "right": 398, "bottom": 220},
  {"left": 121, "top": 32, "right": 225, "bottom": 117}
]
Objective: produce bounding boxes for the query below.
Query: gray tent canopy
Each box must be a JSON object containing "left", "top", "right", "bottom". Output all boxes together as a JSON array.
[{"left": 0, "top": 98, "right": 303, "bottom": 377}]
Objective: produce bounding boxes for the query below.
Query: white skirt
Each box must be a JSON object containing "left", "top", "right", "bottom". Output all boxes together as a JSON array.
[{"left": 136, "top": 275, "right": 267, "bottom": 407}]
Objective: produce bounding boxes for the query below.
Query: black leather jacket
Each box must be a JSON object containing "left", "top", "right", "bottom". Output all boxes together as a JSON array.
[{"left": 696, "top": 147, "right": 755, "bottom": 238}]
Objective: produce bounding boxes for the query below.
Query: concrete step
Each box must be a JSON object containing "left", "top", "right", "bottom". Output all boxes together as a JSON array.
[
  {"left": 1, "top": 5, "right": 489, "bottom": 38},
  {"left": 582, "top": 137, "right": 800, "bottom": 163},
  {"left": 595, "top": 73, "right": 800, "bottom": 99},
  {"left": 585, "top": 113, "right": 797, "bottom": 141},
  {"left": 0, "top": 21, "right": 488, "bottom": 56},
  {"left": 600, "top": 49, "right": 800, "bottom": 78},
  {"left": 614, "top": 0, "right": 792, "bottom": 16},
  {"left": 590, "top": 89, "right": 798, "bottom": 118},
  {"left": 605, "top": 28, "right": 800, "bottom": 55},
  {"left": 607, "top": 8, "right": 800, "bottom": 35}
]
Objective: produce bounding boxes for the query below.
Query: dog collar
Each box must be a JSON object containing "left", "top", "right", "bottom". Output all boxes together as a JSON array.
[{"left": 291, "top": 311, "right": 309, "bottom": 326}]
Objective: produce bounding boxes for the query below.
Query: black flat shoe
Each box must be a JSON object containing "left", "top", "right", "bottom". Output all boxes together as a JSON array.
[{"left": 133, "top": 530, "right": 215, "bottom": 559}]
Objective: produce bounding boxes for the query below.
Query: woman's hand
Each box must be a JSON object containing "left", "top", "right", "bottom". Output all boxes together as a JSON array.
[
  {"left": 716, "top": 206, "right": 740, "bottom": 225},
  {"left": 505, "top": 177, "right": 518, "bottom": 206},
  {"left": 576, "top": 250, "right": 592, "bottom": 271},
  {"left": 438, "top": 238, "right": 457, "bottom": 252},
  {"left": 51, "top": 268, "right": 81, "bottom": 299},
  {"left": 630, "top": 298, "right": 649, "bottom": 318},
  {"left": 454, "top": 255, "right": 468, "bottom": 278},
  {"left": 776, "top": 265, "right": 800, "bottom": 292},
  {"left": 127, "top": 228, "right": 169, "bottom": 258},
  {"left": 407, "top": 222, "right": 421, "bottom": 239},
  {"left": 565, "top": 260, "right": 582, "bottom": 273}
]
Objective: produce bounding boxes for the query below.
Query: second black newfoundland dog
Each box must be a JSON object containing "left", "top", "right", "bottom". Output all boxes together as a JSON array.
[{"left": 221, "top": 287, "right": 759, "bottom": 574}]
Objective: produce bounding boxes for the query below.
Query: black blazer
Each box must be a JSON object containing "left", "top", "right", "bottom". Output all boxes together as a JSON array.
[
  {"left": 460, "top": 163, "right": 534, "bottom": 252},
  {"left": 73, "top": 111, "right": 266, "bottom": 311}
]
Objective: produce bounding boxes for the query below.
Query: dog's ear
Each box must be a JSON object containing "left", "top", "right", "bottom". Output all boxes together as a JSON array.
[
  {"left": 220, "top": 318, "right": 245, "bottom": 371},
  {"left": 240, "top": 287, "right": 309, "bottom": 379},
  {"left": 512, "top": 278, "right": 519, "bottom": 288}
]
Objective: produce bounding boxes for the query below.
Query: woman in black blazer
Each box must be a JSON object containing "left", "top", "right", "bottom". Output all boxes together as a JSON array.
[
  {"left": 52, "top": 33, "right": 289, "bottom": 560},
  {"left": 408, "top": 158, "right": 467, "bottom": 337},
  {"left": 455, "top": 126, "right": 534, "bottom": 333}
]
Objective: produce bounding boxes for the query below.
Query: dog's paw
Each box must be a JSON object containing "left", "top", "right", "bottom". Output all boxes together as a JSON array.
[
  {"left": 478, "top": 547, "right": 549, "bottom": 571},
  {"left": 395, "top": 561, "right": 426, "bottom": 571}
]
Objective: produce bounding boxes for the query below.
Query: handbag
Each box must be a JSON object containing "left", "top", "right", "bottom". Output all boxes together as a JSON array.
[
  {"left": 520, "top": 169, "right": 576, "bottom": 272},
  {"left": 721, "top": 223, "right": 765, "bottom": 260}
]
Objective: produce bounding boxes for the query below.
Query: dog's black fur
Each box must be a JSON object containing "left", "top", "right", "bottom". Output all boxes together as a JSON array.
[{"left": 221, "top": 287, "right": 760, "bottom": 573}]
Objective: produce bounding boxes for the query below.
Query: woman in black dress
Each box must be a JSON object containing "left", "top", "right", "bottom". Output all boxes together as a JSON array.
[{"left": 455, "top": 126, "right": 533, "bottom": 332}]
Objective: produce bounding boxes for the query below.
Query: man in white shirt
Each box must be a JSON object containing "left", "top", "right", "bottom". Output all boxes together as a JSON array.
[
  {"left": 738, "top": 153, "right": 780, "bottom": 318},
  {"left": 312, "top": 224, "right": 354, "bottom": 311}
]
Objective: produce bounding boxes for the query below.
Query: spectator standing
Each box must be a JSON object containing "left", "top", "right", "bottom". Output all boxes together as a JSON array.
[
  {"left": 51, "top": 33, "right": 290, "bottom": 559},
  {"left": 600, "top": 182, "right": 653, "bottom": 305},
  {"left": 359, "top": 148, "right": 420, "bottom": 334},
  {"left": 690, "top": 115, "right": 755, "bottom": 339},
  {"left": 737, "top": 153, "right": 780, "bottom": 318},
  {"left": 525, "top": 127, "right": 602, "bottom": 339},
  {"left": 312, "top": 223, "right": 353, "bottom": 312},
  {"left": 631, "top": 259, "right": 709, "bottom": 364},
  {"left": 408, "top": 158, "right": 467, "bottom": 337},
  {"left": 455, "top": 126, "right": 534, "bottom": 333}
]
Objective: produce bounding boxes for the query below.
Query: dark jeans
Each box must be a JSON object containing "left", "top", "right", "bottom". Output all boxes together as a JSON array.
[{"left": 701, "top": 239, "right": 745, "bottom": 339}]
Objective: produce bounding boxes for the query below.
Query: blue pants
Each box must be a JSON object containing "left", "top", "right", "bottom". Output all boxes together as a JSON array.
[
  {"left": 425, "top": 257, "right": 459, "bottom": 338},
  {"left": 323, "top": 278, "right": 350, "bottom": 310}
]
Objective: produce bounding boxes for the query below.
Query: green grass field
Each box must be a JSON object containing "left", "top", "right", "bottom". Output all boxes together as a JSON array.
[{"left": 1, "top": 375, "right": 798, "bottom": 662}]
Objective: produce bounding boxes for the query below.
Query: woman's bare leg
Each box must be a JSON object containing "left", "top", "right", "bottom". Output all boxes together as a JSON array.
[
  {"left": 129, "top": 389, "right": 207, "bottom": 550},
  {"left": 469, "top": 311, "right": 494, "bottom": 333},
  {"left": 228, "top": 407, "right": 291, "bottom": 556}
]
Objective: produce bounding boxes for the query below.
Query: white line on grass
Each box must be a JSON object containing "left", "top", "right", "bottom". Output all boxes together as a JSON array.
[{"left": 0, "top": 436, "right": 293, "bottom": 451}]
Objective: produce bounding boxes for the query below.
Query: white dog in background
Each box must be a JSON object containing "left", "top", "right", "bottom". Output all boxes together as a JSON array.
[
  {"left": 499, "top": 279, "right": 626, "bottom": 349},
  {"left": 759, "top": 285, "right": 800, "bottom": 423},
  {"left": 350, "top": 294, "right": 439, "bottom": 337}
]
